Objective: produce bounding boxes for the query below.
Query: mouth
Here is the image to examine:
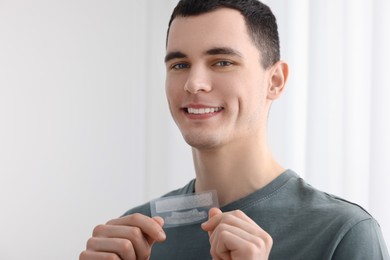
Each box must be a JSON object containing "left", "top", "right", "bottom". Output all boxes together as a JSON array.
[{"left": 185, "top": 107, "right": 223, "bottom": 114}]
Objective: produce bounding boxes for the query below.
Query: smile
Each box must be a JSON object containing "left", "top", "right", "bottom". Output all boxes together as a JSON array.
[{"left": 186, "top": 107, "right": 223, "bottom": 114}]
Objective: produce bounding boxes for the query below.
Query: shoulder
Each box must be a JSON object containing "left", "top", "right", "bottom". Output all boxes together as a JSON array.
[
  {"left": 285, "top": 171, "right": 372, "bottom": 222},
  {"left": 121, "top": 179, "right": 196, "bottom": 217},
  {"left": 289, "top": 172, "right": 389, "bottom": 249},
  {"left": 332, "top": 217, "right": 390, "bottom": 259},
  {"left": 269, "top": 171, "right": 377, "bottom": 242},
  {"left": 269, "top": 171, "right": 389, "bottom": 258}
]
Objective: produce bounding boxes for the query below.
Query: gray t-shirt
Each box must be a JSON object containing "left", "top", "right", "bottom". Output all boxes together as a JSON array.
[{"left": 123, "top": 170, "right": 389, "bottom": 259}]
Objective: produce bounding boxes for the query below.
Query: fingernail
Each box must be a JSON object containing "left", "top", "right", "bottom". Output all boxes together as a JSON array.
[{"left": 158, "top": 230, "right": 166, "bottom": 241}]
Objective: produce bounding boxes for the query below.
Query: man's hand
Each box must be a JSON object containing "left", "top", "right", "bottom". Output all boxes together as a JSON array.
[
  {"left": 79, "top": 214, "right": 166, "bottom": 260},
  {"left": 201, "top": 208, "right": 272, "bottom": 260}
]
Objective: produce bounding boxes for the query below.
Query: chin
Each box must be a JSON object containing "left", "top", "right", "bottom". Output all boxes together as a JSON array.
[{"left": 183, "top": 133, "right": 224, "bottom": 150}]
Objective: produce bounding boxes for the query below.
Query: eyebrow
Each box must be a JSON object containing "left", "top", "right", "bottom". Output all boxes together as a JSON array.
[
  {"left": 205, "top": 47, "right": 243, "bottom": 58},
  {"left": 164, "top": 51, "right": 187, "bottom": 63},
  {"left": 164, "top": 47, "right": 243, "bottom": 63}
]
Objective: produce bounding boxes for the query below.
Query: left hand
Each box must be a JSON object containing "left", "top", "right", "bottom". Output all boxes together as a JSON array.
[{"left": 201, "top": 208, "right": 273, "bottom": 260}]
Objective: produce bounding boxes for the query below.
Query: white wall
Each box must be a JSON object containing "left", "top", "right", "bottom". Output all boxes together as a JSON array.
[
  {"left": 0, "top": 1, "right": 158, "bottom": 259},
  {"left": 0, "top": 1, "right": 388, "bottom": 259}
]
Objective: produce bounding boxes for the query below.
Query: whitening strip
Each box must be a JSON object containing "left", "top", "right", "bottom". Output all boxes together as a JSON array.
[{"left": 150, "top": 190, "right": 219, "bottom": 228}]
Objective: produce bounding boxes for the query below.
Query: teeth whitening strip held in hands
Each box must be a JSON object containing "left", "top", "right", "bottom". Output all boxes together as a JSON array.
[{"left": 150, "top": 190, "right": 219, "bottom": 228}]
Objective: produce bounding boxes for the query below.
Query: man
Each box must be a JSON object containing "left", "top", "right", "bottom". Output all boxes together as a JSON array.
[{"left": 80, "top": 0, "right": 389, "bottom": 259}]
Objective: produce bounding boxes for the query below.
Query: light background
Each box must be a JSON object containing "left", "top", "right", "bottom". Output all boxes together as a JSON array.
[{"left": 0, "top": 0, "right": 389, "bottom": 259}]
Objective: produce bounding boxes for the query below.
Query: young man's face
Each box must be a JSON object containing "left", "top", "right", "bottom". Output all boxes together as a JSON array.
[{"left": 165, "top": 8, "right": 273, "bottom": 150}]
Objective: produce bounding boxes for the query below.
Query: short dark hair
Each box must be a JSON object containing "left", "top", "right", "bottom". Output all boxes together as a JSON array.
[{"left": 167, "top": 0, "right": 280, "bottom": 68}]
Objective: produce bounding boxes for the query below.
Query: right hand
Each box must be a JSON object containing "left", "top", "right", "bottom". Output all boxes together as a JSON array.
[{"left": 79, "top": 213, "right": 166, "bottom": 260}]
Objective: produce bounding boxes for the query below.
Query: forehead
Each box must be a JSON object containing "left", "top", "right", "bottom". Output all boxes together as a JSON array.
[{"left": 166, "top": 8, "right": 258, "bottom": 56}]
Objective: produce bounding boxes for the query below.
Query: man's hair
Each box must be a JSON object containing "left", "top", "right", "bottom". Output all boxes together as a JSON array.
[{"left": 167, "top": 0, "right": 280, "bottom": 69}]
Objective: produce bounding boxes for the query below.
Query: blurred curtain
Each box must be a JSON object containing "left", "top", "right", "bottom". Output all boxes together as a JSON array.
[{"left": 266, "top": 0, "right": 390, "bottom": 243}]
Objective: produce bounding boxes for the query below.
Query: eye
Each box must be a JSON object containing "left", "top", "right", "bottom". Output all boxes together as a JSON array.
[
  {"left": 171, "top": 63, "right": 190, "bottom": 70},
  {"left": 214, "top": 60, "right": 233, "bottom": 67}
]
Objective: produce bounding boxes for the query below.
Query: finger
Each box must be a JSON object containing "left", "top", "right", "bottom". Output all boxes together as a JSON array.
[
  {"left": 211, "top": 231, "right": 232, "bottom": 260},
  {"left": 217, "top": 230, "right": 271, "bottom": 260},
  {"left": 210, "top": 224, "right": 261, "bottom": 249},
  {"left": 210, "top": 225, "right": 272, "bottom": 259},
  {"left": 107, "top": 213, "right": 166, "bottom": 243},
  {"left": 202, "top": 210, "right": 261, "bottom": 235},
  {"left": 92, "top": 225, "right": 151, "bottom": 259},
  {"left": 201, "top": 208, "right": 223, "bottom": 232},
  {"left": 209, "top": 207, "right": 222, "bottom": 218},
  {"left": 214, "top": 230, "right": 248, "bottom": 259},
  {"left": 147, "top": 216, "right": 165, "bottom": 245},
  {"left": 152, "top": 216, "right": 164, "bottom": 227},
  {"left": 86, "top": 237, "right": 136, "bottom": 260},
  {"left": 79, "top": 250, "right": 121, "bottom": 260},
  {"left": 203, "top": 208, "right": 223, "bottom": 236}
]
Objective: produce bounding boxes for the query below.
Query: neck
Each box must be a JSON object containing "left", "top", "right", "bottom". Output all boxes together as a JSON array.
[{"left": 192, "top": 136, "right": 285, "bottom": 206}]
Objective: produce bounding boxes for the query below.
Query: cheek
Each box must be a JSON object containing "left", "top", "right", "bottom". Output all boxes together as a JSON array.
[
  {"left": 238, "top": 81, "right": 268, "bottom": 118},
  {"left": 165, "top": 78, "right": 187, "bottom": 115},
  {"left": 165, "top": 74, "right": 187, "bottom": 96},
  {"left": 165, "top": 78, "right": 178, "bottom": 102},
  {"left": 246, "top": 74, "right": 268, "bottom": 100}
]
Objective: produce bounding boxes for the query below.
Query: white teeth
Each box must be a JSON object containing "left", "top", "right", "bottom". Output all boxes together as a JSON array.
[{"left": 187, "top": 107, "right": 222, "bottom": 114}]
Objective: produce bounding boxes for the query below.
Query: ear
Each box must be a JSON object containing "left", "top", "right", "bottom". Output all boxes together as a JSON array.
[{"left": 267, "top": 61, "right": 289, "bottom": 100}]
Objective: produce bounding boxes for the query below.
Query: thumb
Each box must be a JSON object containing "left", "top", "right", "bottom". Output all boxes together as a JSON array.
[
  {"left": 208, "top": 207, "right": 222, "bottom": 219},
  {"left": 152, "top": 216, "right": 165, "bottom": 228},
  {"left": 146, "top": 216, "right": 165, "bottom": 245},
  {"left": 201, "top": 208, "right": 222, "bottom": 236}
]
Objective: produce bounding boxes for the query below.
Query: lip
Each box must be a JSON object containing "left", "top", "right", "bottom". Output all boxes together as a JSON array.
[{"left": 181, "top": 104, "right": 224, "bottom": 120}]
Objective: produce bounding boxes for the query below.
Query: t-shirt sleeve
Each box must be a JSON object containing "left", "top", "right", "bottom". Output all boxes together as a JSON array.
[
  {"left": 121, "top": 201, "right": 151, "bottom": 217},
  {"left": 332, "top": 218, "right": 389, "bottom": 260}
]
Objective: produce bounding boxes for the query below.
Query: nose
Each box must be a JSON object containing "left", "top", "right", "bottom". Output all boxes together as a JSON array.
[{"left": 183, "top": 66, "right": 212, "bottom": 94}]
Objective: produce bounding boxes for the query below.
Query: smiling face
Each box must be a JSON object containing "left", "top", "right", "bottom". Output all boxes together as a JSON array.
[{"left": 165, "top": 8, "right": 277, "bottom": 150}]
